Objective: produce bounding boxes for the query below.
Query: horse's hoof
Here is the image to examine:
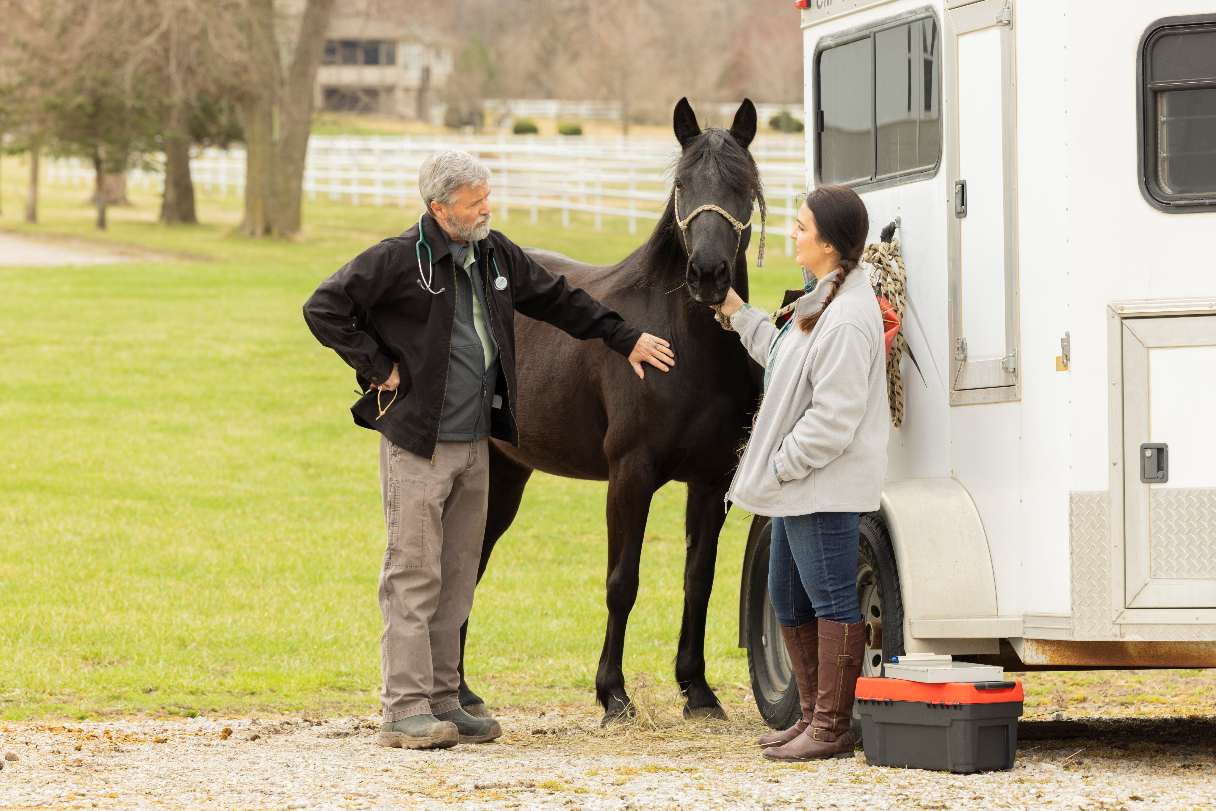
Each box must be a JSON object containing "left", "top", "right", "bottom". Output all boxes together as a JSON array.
[
  {"left": 462, "top": 702, "right": 490, "bottom": 718},
  {"left": 683, "top": 704, "right": 728, "bottom": 721},
  {"left": 600, "top": 701, "right": 637, "bottom": 727}
]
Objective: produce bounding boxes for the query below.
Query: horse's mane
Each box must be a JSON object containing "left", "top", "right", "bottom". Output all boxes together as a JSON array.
[{"left": 632, "top": 128, "right": 765, "bottom": 287}]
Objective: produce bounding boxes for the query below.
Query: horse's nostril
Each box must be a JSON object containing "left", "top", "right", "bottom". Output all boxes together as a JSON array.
[{"left": 688, "top": 260, "right": 729, "bottom": 279}]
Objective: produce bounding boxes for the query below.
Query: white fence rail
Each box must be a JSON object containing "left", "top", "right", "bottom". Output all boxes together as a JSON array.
[
  {"left": 46, "top": 134, "right": 811, "bottom": 254},
  {"left": 482, "top": 98, "right": 805, "bottom": 127}
]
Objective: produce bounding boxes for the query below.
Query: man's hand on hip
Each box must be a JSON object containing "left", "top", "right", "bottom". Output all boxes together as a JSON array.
[
  {"left": 628, "top": 334, "right": 676, "bottom": 380},
  {"left": 377, "top": 363, "right": 400, "bottom": 391}
]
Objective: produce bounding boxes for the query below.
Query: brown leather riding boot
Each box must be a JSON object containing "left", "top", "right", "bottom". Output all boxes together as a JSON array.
[
  {"left": 763, "top": 618, "right": 865, "bottom": 761},
  {"left": 757, "top": 623, "right": 817, "bottom": 747}
]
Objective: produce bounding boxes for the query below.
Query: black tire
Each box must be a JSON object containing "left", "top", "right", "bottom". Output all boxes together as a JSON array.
[
  {"left": 857, "top": 512, "right": 905, "bottom": 676},
  {"left": 742, "top": 511, "right": 905, "bottom": 730}
]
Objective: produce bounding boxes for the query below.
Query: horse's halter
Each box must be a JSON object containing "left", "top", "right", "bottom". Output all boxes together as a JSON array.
[
  {"left": 673, "top": 185, "right": 767, "bottom": 271},
  {"left": 672, "top": 185, "right": 766, "bottom": 329}
]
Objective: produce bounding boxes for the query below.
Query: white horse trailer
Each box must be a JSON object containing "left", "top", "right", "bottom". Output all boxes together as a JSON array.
[{"left": 740, "top": 0, "right": 1216, "bottom": 726}]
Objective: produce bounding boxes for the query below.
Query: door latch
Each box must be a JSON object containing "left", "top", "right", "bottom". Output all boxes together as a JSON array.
[
  {"left": 1140, "top": 443, "right": 1169, "bottom": 484},
  {"left": 954, "top": 180, "right": 968, "bottom": 218}
]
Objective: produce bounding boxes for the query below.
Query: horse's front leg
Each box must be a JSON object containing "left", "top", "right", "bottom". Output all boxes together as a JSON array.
[
  {"left": 676, "top": 480, "right": 730, "bottom": 720},
  {"left": 596, "top": 454, "right": 658, "bottom": 725}
]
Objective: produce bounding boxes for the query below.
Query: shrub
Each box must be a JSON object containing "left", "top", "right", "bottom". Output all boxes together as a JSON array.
[
  {"left": 557, "top": 122, "right": 583, "bottom": 136},
  {"left": 769, "top": 110, "right": 805, "bottom": 133},
  {"left": 512, "top": 118, "right": 539, "bottom": 135}
]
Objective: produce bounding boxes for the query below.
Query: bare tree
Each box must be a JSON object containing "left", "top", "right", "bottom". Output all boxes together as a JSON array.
[
  {"left": 0, "top": 0, "right": 159, "bottom": 228},
  {"left": 421, "top": 0, "right": 803, "bottom": 128},
  {"left": 0, "top": 0, "right": 69, "bottom": 224},
  {"left": 575, "top": 0, "right": 665, "bottom": 134},
  {"left": 118, "top": 0, "right": 249, "bottom": 225},
  {"left": 718, "top": 5, "right": 804, "bottom": 112},
  {"left": 238, "top": 0, "right": 336, "bottom": 237}
]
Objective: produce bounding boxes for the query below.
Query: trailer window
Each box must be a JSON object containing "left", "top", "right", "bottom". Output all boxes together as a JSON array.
[
  {"left": 1140, "top": 18, "right": 1216, "bottom": 211},
  {"left": 816, "top": 14, "right": 941, "bottom": 188},
  {"left": 819, "top": 37, "right": 874, "bottom": 184},
  {"left": 876, "top": 18, "right": 940, "bottom": 177}
]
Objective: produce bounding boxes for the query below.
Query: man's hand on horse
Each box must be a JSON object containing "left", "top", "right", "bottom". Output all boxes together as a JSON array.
[
  {"left": 376, "top": 363, "right": 400, "bottom": 391},
  {"left": 628, "top": 333, "right": 676, "bottom": 379}
]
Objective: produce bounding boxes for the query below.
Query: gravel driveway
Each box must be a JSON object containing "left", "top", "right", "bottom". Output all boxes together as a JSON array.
[
  {"left": 0, "top": 232, "right": 135, "bottom": 266},
  {"left": 2, "top": 701, "right": 1213, "bottom": 810}
]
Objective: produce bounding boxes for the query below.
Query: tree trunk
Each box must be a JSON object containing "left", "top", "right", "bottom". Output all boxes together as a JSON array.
[
  {"left": 240, "top": 0, "right": 335, "bottom": 238},
  {"left": 416, "top": 66, "right": 431, "bottom": 122},
  {"left": 160, "top": 106, "right": 198, "bottom": 225},
  {"left": 92, "top": 152, "right": 108, "bottom": 230},
  {"left": 25, "top": 140, "right": 40, "bottom": 224},
  {"left": 240, "top": 92, "right": 273, "bottom": 236},
  {"left": 101, "top": 174, "right": 129, "bottom": 205},
  {"left": 88, "top": 167, "right": 129, "bottom": 208}
]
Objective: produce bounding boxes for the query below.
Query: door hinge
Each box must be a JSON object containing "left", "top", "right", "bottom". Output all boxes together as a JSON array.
[
  {"left": 1002, "top": 349, "right": 1017, "bottom": 374},
  {"left": 996, "top": 1, "right": 1012, "bottom": 26},
  {"left": 954, "top": 337, "right": 968, "bottom": 362}
]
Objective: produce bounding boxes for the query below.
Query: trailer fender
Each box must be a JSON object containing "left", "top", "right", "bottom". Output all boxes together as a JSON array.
[{"left": 879, "top": 478, "right": 1001, "bottom": 654}]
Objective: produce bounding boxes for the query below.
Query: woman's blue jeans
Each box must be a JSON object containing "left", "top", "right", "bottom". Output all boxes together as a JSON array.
[{"left": 768, "top": 512, "right": 863, "bottom": 626}]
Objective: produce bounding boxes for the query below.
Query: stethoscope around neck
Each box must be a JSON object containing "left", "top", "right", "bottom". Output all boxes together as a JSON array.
[{"left": 415, "top": 215, "right": 508, "bottom": 295}]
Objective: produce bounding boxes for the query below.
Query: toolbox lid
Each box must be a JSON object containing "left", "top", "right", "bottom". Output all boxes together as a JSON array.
[
  {"left": 884, "top": 660, "right": 1004, "bottom": 683},
  {"left": 856, "top": 677, "right": 1024, "bottom": 704}
]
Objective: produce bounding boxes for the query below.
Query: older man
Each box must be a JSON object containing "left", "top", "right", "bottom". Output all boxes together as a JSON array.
[{"left": 303, "top": 150, "right": 675, "bottom": 749}]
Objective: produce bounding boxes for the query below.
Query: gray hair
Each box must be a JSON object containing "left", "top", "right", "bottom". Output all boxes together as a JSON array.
[{"left": 418, "top": 150, "right": 491, "bottom": 208}]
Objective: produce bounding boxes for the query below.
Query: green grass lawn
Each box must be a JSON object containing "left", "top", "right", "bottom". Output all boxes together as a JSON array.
[{"left": 0, "top": 159, "right": 802, "bottom": 720}]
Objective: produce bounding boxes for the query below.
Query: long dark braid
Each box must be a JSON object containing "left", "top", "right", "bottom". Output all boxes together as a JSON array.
[{"left": 796, "top": 185, "right": 869, "bottom": 334}]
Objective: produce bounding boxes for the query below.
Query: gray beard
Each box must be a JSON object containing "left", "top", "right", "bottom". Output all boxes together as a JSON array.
[{"left": 452, "top": 216, "right": 491, "bottom": 243}]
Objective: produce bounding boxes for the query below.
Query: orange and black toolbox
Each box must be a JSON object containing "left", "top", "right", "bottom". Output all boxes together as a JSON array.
[{"left": 855, "top": 678, "right": 1024, "bottom": 773}]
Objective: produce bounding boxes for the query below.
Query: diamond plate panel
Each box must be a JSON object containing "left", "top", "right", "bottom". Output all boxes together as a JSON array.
[
  {"left": 1070, "top": 492, "right": 1113, "bottom": 639},
  {"left": 1149, "top": 488, "right": 1216, "bottom": 580}
]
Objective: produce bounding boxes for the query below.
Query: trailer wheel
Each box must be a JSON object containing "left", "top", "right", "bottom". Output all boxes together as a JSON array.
[
  {"left": 743, "top": 512, "right": 905, "bottom": 730},
  {"left": 857, "top": 512, "right": 905, "bottom": 676}
]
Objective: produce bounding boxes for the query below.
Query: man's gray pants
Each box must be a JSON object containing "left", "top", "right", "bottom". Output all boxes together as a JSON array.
[{"left": 378, "top": 436, "right": 489, "bottom": 722}]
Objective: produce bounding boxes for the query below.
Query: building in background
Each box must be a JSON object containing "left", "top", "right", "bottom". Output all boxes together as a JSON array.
[{"left": 315, "top": 12, "right": 453, "bottom": 121}]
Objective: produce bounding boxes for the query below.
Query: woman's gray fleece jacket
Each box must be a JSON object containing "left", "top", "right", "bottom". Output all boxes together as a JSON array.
[{"left": 726, "top": 268, "right": 889, "bottom": 517}]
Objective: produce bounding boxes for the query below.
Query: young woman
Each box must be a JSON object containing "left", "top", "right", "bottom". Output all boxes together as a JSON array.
[{"left": 716, "top": 184, "right": 889, "bottom": 761}]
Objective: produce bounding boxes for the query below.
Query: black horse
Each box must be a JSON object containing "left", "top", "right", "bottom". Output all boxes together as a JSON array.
[{"left": 460, "top": 98, "right": 765, "bottom": 723}]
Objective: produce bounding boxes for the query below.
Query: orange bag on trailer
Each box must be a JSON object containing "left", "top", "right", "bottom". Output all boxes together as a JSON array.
[{"left": 879, "top": 294, "right": 900, "bottom": 359}]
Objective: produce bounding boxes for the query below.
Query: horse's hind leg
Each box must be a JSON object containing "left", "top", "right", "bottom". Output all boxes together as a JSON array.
[
  {"left": 676, "top": 481, "right": 730, "bottom": 720},
  {"left": 458, "top": 445, "right": 533, "bottom": 716},
  {"left": 597, "top": 455, "right": 658, "bottom": 725}
]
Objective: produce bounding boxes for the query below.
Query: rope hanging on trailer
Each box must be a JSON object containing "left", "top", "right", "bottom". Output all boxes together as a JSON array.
[{"left": 863, "top": 225, "right": 913, "bottom": 428}]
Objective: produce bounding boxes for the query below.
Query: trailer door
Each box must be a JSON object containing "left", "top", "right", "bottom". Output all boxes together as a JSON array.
[
  {"left": 1122, "top": 315, "right": 1216, "bottom": 609},
  {"left": 945, "top": 0, "right": 1019, "bottom": 405}
]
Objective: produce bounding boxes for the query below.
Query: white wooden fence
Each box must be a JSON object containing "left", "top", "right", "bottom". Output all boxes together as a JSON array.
[
  {"left": 45, "top": 134, "right": 811, "bottom": 255},
  {"left": 482, "top": 98, "right": 805, "bottom": 127}
]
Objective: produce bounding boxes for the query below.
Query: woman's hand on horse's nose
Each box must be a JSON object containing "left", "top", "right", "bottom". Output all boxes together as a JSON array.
[
  {"left": 717, "top": 289, "right": 745, "bottom": 317},
  {"left": 628, "top": 333, "right": 676, "bottom": 379}
]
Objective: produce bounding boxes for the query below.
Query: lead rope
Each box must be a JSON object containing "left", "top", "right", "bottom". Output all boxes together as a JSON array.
[{"left": 863, "top": 236, "right": 908, "bottom": 428}]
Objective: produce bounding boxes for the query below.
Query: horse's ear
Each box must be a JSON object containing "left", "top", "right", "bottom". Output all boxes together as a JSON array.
[
  {"left": 673, "top": 97, "right": 700, "bottom": 148},
  {"left": 730, "top": 98, "right": 757, "bottom": 149}
]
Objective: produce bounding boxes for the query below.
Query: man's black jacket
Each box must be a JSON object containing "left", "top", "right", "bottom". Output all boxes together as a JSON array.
[{"left": 303, "top": 214, "right": 641, "bottom": 459}]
